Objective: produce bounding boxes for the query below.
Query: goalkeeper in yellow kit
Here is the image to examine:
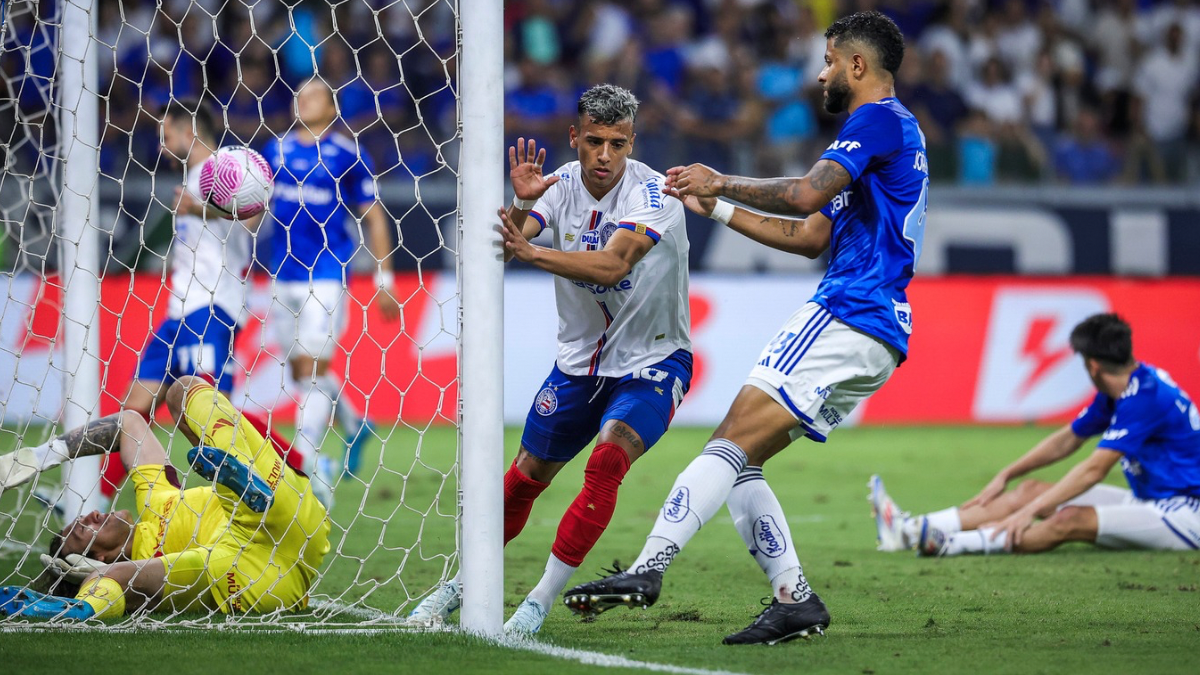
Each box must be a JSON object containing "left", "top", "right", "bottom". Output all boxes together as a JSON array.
[{"left": 0, "top": 376, "right": 330, "bottom": 619}]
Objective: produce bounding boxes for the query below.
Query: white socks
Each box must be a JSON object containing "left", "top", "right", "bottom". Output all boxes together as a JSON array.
[
  {"left": 526, "top": 553, "right": 577, "bottom": 611},
  {"left": 294, "top": 374, "right": 337, "bottom": 471},
  {"left": 727, "top": 466, "right": 812, "bottom": 603},
  {"left": 629, "top": 439, "right": 748, "bottom": 575},
  {"left": 924, "top": 506, "right": 962, "bottom": 534},
  {"left": 942, "top": 527, "right": 1009, "bottom": 556},
  {"left": 29, "top": 439, "right": 70, "bottom": 471}
]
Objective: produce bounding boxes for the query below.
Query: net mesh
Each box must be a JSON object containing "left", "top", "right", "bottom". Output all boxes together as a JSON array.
[{"left": 0, "top": 0, "right": 462, "bottom": 628}]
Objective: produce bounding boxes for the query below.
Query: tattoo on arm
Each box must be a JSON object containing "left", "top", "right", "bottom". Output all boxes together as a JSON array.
[
  {"left": 609, "top": 422, "right": 644, "bottom": 452},
  {"left": 759, "top": 216, "right": 799, "bottom": 238},
  {"left": 722, "top": 176, "right": 803, "bottom": 214},
  {"left": 60, "top": 414, "right": 123, "bottom": 459},
  {"left": 807, "top": 160, "right": 851, "bottom": 200}
]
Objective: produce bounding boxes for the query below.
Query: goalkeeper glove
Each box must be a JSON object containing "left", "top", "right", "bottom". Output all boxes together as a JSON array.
[{"left": 39, "top": 553, "right": 108, "bottom": 583}]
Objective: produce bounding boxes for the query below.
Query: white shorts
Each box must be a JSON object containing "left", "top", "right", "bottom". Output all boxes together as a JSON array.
[
  {"left": 1065, "top": 484, "right": 1200, "bottom": 551},
  {"left": 271, "top": 280, "right": 347, "bottom": 361},
  {"left": 746, "top": 302, "right": 899, "bottom": 442}
]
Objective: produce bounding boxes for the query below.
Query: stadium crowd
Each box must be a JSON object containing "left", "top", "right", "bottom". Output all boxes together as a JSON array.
[{"left": 3, "top": 0, "right": 1200, "bottom": 185}]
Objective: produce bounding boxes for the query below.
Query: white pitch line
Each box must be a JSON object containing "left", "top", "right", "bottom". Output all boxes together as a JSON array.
[{"left": 2, "top": 599, "right": 755, "bottom": 675}]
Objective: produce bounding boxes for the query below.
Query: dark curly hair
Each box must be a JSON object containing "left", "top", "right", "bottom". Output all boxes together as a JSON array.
[
  {"left": 824, "top": 10, "right": 906, "bottom": 76},
  {"left": 1070, "top": 314, "right": 1134, "bottom": 367}
]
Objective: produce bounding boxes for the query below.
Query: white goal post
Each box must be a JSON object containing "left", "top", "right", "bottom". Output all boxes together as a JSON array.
[{"left": 0, "top": 0, "right": 503, "bottom": 632}]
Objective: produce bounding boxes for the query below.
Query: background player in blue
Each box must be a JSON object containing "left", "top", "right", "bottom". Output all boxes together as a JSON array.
[
  {"left": 566, "top": 12, "right": 926, "bottom": 645},
  {"left": 407, "top": 84, "right": 692, "bottom": 635},
  {"left": 870, "top": 313, "right": 1200, "bottom": 557},
  {"left": 263, "top": 78, "right": 401, "bottom": 506}
]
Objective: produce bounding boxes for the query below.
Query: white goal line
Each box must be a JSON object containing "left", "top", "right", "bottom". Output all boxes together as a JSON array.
[{"left": 0, "top": 599, "right": 754, "bottom": 675}]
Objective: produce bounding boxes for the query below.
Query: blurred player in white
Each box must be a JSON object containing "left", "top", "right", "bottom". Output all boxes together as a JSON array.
[
  {"left": 409, "top": 84, "right": 691, "bottom": 634},
  {"left": 263, "top": 79, "right": 401, "bottom": 506},
  {"left": 871, "top": 313, "right": 1200, "bottom": 557},
  {"left": 105, "top": 98, "right": 258, "bottom": 507}
]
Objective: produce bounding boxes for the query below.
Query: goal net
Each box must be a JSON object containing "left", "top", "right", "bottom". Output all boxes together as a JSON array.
[{"left": 0, "top": 0, "right": 497, "bottom": 630}]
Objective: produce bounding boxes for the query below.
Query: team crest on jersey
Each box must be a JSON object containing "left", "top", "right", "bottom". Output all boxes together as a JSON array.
[
  {"left": 892, "top": 299, "right": 913, "bottom": 335},
  {"left": 535, "top": 387, "right": 558, "bottom": 416},
  {"left": 580, "top": 221, "right": 619, "bottom": 248}
]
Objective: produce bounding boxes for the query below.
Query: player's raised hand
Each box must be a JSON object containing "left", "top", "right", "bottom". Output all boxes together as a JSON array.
[
  {"left": 498, "top": 208, "right": 536, "bottom": 264},
  {"left": 509, "top": 137, "right": 561, "bottom": 202},
  {"left": 665, "top": 163, "right": 725, "bottom": 199},
  {"left": 962, "top": 474, "right": 1008, "bottom": 509}
]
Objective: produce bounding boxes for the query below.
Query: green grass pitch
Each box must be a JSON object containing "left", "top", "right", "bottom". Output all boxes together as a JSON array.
[{"left": 2, "top": 424, "right": 1197, "bottom": 674}]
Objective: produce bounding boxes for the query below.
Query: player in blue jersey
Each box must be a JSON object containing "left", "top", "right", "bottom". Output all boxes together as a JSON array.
[
  {"left": 263, "top": 79, "right": 401, "bottom": 506},
  {"left": 565, "top": 11, "right": 926, "bottom": 644},
  {"left": 870, "top": 313, "right": 1200, "bottom": 557}
]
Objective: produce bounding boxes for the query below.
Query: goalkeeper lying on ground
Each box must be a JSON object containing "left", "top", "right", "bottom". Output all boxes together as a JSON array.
[{"left": 0, "top": 376, "right": 330, "bottom": 619}]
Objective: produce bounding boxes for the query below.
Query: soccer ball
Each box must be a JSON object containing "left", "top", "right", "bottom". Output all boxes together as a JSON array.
[{"left": 198, "top": 146, "right": 274, "bottom": 219}]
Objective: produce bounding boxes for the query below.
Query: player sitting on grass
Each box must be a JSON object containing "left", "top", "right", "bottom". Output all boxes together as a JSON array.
[
  {"left": 0, "top": 376, "right": 330, "bottom": 618},
  {"left": 870, "top": 313, "right": 1200, "bottom": 557},
  {"left": 407, "top": 84, "right": 691, "bottom": 634}
]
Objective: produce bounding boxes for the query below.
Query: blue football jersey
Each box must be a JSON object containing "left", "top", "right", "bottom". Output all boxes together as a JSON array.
[
  {"left": 264, "top": 132, "right": 378, "bottom": 282},
  {"left": 1071, "top": 364, "right": 1200, "bottom": 501},
  {"left": 815, "top": 97, "right": 928, "bottom": 361}
]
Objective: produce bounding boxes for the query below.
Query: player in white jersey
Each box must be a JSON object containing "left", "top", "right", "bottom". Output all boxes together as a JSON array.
[
  {"left": 408, "top": 84, "right": 691, "bottom": 634},
  {"left": 105, "top": 99, "right": 259, "bottom": 506}
]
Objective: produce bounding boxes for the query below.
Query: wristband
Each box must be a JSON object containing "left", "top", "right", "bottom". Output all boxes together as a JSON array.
[
  {"left": 374, "top": 270, "right": 395, "bottom": 288},
  {"left": 512, "top": 196, "right": 537, "bottom": 210},
  {"left": 710, "top": 200, "right": 735, "bottom": 225}
]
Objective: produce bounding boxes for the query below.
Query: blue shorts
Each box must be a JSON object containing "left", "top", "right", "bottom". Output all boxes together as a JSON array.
[
  {"left": 135, "top": 307, "right": 239, "bottom": 392},
  {"left": 521, "top": 350, "right": 692, "bottom": 463}
]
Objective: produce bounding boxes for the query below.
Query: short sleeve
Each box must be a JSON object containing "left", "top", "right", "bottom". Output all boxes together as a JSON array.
[
  {"left": 527, "top": 164, "right": 571, "bottom": 235},
  {"left": 1070, "top": 393, "right": 1112, "bottom": 438},
  {"left": 818, "top": 103, "right": 902, "bottom": 182},
  {"left": 613, "top": 175, "right": 683, "bottom": 245},
  {"left": 1096, "top": 396, "right": 1162, "bottom": 456},
  {"left": 345, "top": 153, "right": 378, "bottom": 209}
]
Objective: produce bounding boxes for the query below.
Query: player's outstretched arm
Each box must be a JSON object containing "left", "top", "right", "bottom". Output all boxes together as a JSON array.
[
  {"left": 361, "top": 201, "right": 402, "bottom": 320},
  {"left": 675, "top": 193, "right": 830, "bottom": 258},
  {"left": 985, "top": 449, "right": 1121, "bottom": 547},
  {"left": 498, "top": 208, "right": 651, "bottom": 287},
  {"left": 963, "top": 425, "right": 1087, "bottom": 509},
  {"left": 504, "top": 137, "right": 561, "bottom": 253},
  {"left": 666, "top": 160, "right": 852, "bottom": 216},
  {"left": 0, "top": 411, "right": 168, "bottom": 490}
]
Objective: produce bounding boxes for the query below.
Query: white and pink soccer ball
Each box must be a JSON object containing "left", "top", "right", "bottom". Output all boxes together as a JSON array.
[{"left": 198, "top": 146, "right": 274, "bottom": 219}]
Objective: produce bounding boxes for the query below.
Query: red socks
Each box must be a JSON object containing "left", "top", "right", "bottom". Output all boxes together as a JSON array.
[
  {"left": 504, "top": 460, "right": 550, "bottom": 545},
  {"left": 551, "top": 442, "right": 631, "bottom": 567}
]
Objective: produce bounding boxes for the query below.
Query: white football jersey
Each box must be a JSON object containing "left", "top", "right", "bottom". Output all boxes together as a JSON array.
[
  {"left": 167, "top": 165, "right": 251, "bottom": 322},
  {"left": 528, "top": 159, "right": 691, "bottom": 377}
]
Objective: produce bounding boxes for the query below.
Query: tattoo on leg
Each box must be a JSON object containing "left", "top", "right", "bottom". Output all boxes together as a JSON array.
[
  {"left": 609, "top": 422, "right": 644, "bottom": 452},
  {"left": 60, "top": 414, "right": 123, "bottom": 459}
]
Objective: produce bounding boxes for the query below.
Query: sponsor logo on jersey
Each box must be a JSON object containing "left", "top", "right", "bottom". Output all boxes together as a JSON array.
[
  {"left": 641, "top": 178, "right": 664, "bottom": 209},
  {"left": 572, "top": 279, "right": 633, "bottom": 294},
  {"left": 1120, "top": 456, "right": 1142, "bottom": 476},
  {"left": 973, "top": 288, "right": 1108, "bottom": 421},
  {"left": 892, "top": 299, "right": 913, "bottom": 335},
  {"left": 535, "top": 387, "right": 558, "bottom": 416},
  {"left": 663, "top": 486, "right": 691, "bottom": 523},
  {"left": 272, "top": 182, "right": 335, "bottom": 206},
  {"left": 1120, "top": 377, "right": 1140, "bottom": 399},
  {"left": 753, "top": 515, "right": 787, "bottom": 558},
  {"left": 829, "top": 190, "right": 854, "bottom": 213},
  {"left": 827, "top": 139, "right": 862, "bottom": 152},
  {"left": 1102, "top": 427, "right": 1129, "bottom": 442}
]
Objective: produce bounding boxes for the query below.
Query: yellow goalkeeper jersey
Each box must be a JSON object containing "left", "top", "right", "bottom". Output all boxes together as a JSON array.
[{"left": 128, "top": 465, "right": 230, "bottom": 560}]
